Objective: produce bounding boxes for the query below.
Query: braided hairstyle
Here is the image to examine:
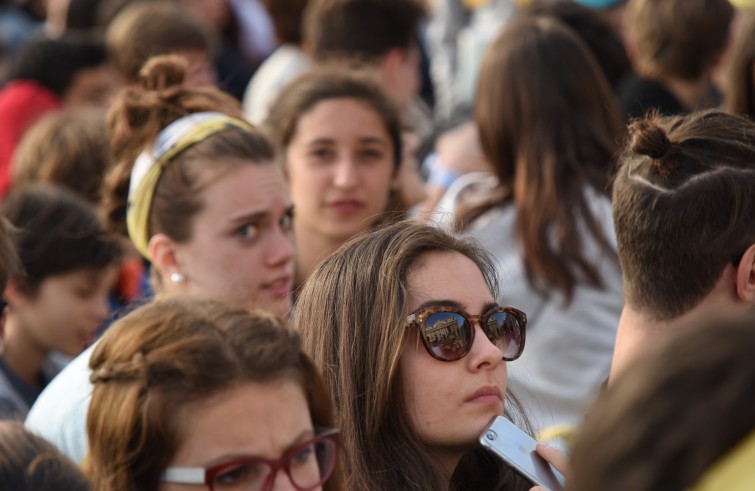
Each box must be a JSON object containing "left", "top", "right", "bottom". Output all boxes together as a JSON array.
[{"left": 84, "top": 296, "right": 338, "bottom": 491}]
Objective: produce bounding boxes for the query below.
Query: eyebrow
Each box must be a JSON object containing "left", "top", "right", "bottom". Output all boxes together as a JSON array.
[
  {"left": 305, "top": 136, "right": 390, "bottom": 147},
  {"left": 227, "top": 211, "right": 269, "bottom": 227},
  {"left": 357, "top": 136, "right": 390, "bottom": 146},
  {"left": 202, "top": 428, "right": 317, "bottom": 467},
  {"left": 415, "top": 299, "right": 499, "bottom": 314}
]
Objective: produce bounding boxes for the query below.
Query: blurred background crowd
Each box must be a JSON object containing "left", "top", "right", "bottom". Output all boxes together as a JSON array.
[{"left": 1, "top": 0, "right": 755, "bottom": 490}]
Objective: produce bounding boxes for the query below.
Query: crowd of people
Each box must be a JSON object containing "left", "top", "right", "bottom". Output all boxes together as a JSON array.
[{"left": 1, "top": 0, "right": 755, "bottom": 489}]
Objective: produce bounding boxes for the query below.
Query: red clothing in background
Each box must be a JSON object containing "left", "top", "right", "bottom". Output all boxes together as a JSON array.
[{"left": 0, "top": 80, "right": 61, "bottom": 197}]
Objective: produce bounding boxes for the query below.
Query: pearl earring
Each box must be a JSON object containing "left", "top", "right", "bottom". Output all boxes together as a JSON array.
[{"left": 170, "top": 272, "right": 184, "bottom": 284}]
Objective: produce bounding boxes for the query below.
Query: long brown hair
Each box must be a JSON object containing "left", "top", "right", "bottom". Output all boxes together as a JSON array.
[
  {"left": 727, "top": 16, "right": 755, "bottom": 119},
  {"left": 294, "top": 221, "right": 530, "bottom": 491},
  {"left": 84, "top": 297, "right": 340, "bottom": 491},
  {"left": 470, "top": 15, "right": 622, "bottom": 302}
]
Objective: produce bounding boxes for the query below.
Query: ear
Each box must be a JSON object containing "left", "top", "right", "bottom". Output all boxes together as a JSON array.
[
  {"left": 735, "top": 243, "right": 755, "bottom": 304},
  {"left": 148, "top": 233, "right": 183, "bottom": 282},
  {"left": 378, "top": 47, "right": 407, "bottom": 86},
  {"left": 4, "top": 278, "right": 31, "bottom": 309}
]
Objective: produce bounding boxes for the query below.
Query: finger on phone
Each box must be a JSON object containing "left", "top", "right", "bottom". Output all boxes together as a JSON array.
[{"left": 535, "top": 443, "right": 571, "bottom": 478}]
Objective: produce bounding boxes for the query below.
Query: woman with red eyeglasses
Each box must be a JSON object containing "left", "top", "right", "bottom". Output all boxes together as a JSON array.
[
  {"left": 295, "top": 221, "right": 544, "bottom": 491},
  {"left": 83, "top": 296, "right": 341, "bottom": 491}
]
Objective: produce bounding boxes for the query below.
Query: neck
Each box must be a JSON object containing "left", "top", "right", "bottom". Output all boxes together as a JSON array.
[
  {"left": 611, "top": 268, "right": 745, "bottom": 382},
  {"left": 610, "top": 301, "right": 732, "bottom": 382},
  {"left": 293, "top": 222, "right": 343, "bottom": 286},
  {"left": 610, "top": 307, "right": 662, "bottom": 382},
  {"left": 660, "top": 74, "right": 717, "bottom": 111},
  {"left": 1, "top": 315, "right": 48, "bottom": 387}
]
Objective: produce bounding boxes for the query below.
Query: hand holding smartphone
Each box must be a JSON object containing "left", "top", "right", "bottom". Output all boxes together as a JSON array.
[{"left": 479, "top": 416, "right": 566, "bottom": 491}]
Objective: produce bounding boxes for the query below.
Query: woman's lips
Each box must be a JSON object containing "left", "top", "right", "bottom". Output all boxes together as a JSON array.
[
  {"left": 328, "top": 199, "right": 365, "bottom": 214},
  {"left": 465, "top": 386, "right": 503, "bottom": 404},
  {"left": 262, "top": 276, "right": 292, "bottom": 297}
]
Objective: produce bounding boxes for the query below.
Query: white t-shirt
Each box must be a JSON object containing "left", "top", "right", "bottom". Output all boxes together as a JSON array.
[{"left": 242, "top": 44, "right": 311, "bottom": 125}]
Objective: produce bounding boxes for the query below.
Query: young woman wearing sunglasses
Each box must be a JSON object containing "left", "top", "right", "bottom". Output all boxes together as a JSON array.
[
  {"left": 294, "top": 221, "right": 532, "bottom": 491},
  {"left": 84, "top": 296, "right": 341, "bottom": 491}
]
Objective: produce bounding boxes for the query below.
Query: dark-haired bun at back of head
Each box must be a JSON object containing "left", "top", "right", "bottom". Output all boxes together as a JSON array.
[
  {"left": 138, "top": 55, "right": 188, "bottom": 92},
  {"left": 628, "top": 116, "right": 677, "bottom": 176}
]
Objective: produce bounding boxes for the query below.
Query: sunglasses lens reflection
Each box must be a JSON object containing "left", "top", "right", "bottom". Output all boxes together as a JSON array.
[
  {"left": 488, "top": 311, "right": 523, "bottom": 360},
  {"left": 424, "top": 312, "right": 470, "bottom": 360},
  {"left": 423, "top": 309, "right": 523, "bottom": 361}
]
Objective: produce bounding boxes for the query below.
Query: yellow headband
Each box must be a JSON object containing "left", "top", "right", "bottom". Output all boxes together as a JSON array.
[
  {"left": 731, "top": 0, "right": 755, "bottom": 9},
  {"left": 126, "top": 112, "right": 252, "bottom": 259},
  {"left": 690, "top": 430, "right": 755, "bottom": 491}
]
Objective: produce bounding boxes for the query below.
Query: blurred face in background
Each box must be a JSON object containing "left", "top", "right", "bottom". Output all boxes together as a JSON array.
[{"left": 285, "top": 97, "right": 397, "bottom": 244}]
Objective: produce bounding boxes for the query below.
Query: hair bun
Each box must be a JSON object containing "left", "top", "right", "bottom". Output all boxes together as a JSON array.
[
  {"left": 629, "top": 118, "right": 672, "bottom": 160},
  {"left": 138, "top": 55, "right": 188, "bottom": 92}
]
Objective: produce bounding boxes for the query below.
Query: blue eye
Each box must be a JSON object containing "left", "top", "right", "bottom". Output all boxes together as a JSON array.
[
  {"left": 290, "top": 444, "right": 316, "bottom": 466},
  {"left": 235, "top": 223, "right": 260, "bottom": 240},
  {"left": 280, "top": 208, "right": 294, "bottom": 231},
  {"left": 213, "top": 463, "right": 263, "bottom": 486}
]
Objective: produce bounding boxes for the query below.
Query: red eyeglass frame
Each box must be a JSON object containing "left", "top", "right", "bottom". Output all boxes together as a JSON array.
[{"left": 161, "top": 428, "right": 339, "bottom": 491}]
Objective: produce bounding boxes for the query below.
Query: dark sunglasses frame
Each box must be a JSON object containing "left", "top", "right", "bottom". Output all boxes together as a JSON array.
[
  {"left": 161, "top": 428, "right": 339, "bottom": 491},
  {"left": 405, "top": 305, "right": 526, "bottom": 362}
]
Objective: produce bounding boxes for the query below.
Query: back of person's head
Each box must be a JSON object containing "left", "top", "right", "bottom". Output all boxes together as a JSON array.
[
  {"left": 265, "top": 64, "right": 403, "bottom": 169},
  {"left": 0, "top": 184, "right": 121, "bottom": 294},
  {"left": 105, "top": 1, "right": 214, "bottom": 82},
  {"left": 613, "top": 110, "right": 755, "bottom": 321},
  {"left": 627, "top": 0, "right": 733, "bottom": 81},
  {"left": 65, "top": 0, "right": 105, "bottom": 30},
  {"left": 304, "top": 0, "right": 426, "bottom": 62},
  {"left": 726, "top": 16, "right": 755, "bottom": 119},
  {"left": 473, "top": 15, "right": 621, "bottom": 301},
  {"left": 12, "top": 108, "right": 110, "bottom": 205},
  {"left": 5, "top": 32, "right": 107, "bottom": 99},
  {"left": 103, "top": 54, "right": 271, "bottom": 259},
  {"left": 569, "top": 312, "right": 755, "bottom": 491},
  {"left": 525, "top": 0, "right": 631, "bottom": 90},
  {"left": 263, "top": 0, "right": 309, "bottom": 46},
  {"left": 0, "top": 421, "right": 90, "bottom": 490},
  {"left": 84, "top": 296, "right": 337, "bottom": 491},
  {"left": 0, "top": 217, "right": 20, "bottom": 295}
]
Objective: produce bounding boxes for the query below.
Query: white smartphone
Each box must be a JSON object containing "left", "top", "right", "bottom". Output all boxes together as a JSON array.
[{"left": 479, "top": 416, "right": 566, "bottom": 491}]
